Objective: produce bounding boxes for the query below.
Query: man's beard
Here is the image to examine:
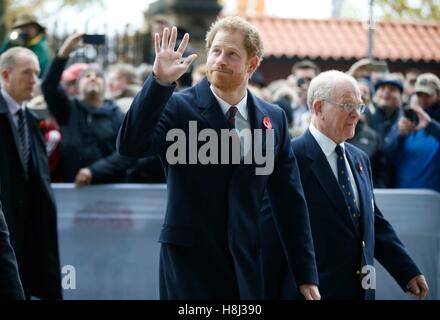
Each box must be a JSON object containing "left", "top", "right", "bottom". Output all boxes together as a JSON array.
[
  {"left": 207, "top": 68, "right": 246, "bottom": 92},
  {"left": 84, "top": 85, "right": 102, "bottom": 98}
]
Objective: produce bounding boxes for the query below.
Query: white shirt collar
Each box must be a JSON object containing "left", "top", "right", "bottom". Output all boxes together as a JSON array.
[
  {"left": 309, "top": 122, "right": 345, "bottom": 156},
  {"left": 1, "top": 87, "right": 26, "bottom": 115},
  {"left": 209, "top": 85, "right": 248, "bottom": 120}
]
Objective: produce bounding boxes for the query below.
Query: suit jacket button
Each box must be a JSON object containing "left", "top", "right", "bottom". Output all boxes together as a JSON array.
[
  {"left": 362, "top": 241, "right": 365, "bottom": 248},
  {"left": 356, "top": 270, "right": 361, "bottom": 275}
]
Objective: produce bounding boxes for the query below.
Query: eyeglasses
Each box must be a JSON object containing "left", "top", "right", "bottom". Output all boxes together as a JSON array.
[{"left": 322, "top": 100, "right": 366, "bottom": 113}]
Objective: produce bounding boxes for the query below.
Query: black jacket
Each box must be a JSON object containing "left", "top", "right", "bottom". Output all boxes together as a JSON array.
[
  {"left": 0, "top": 94, "right": 62, "bottom": 299},
  {"left": 0, "top": 194, "right": 25, "bottom": 300},
  {"left": 42, "top": 57, "right": 134, "bottom": 182}
]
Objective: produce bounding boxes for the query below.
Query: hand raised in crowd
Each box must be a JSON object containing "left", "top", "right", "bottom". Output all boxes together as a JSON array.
[
  {"left": 412, "top": 105, "right": 432, "bottom": 131},
  {"left": 407, "top": 274, "right": 429, "bottom": 300},
  {"left": 299, "top": 284, "right": 321, "bottom": 300},
  {"left": 74, "top": 168, "right": 92, "bottom": 187},
  {"left": 153, "top": 26, "right": 197, "bottom": 84},
  {"left": 398, "top": 116, "right": 416, "bottom": 136},
  {"left": 398, "top": 105, "right": 432, "bottom": 136},
  {"left": 58, "top": 33, "right": 85, "bottom": 59}
]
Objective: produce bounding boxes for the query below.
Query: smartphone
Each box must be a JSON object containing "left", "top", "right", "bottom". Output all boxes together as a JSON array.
[
  {"left": 403, "top": 107, "right": 418, "bottom": 123},
  {"left": 83, "top": 34, "right": 106, "bottom": 45}
]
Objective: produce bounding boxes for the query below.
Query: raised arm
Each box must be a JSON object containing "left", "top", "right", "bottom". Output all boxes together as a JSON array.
[
  {"left": 41, "top": 33, "right": 84, "bottom": 124},
  {"left": 116, "top": 27, "right": 197, "bottom": 158}
]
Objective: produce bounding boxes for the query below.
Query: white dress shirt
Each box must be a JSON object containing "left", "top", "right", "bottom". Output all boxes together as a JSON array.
[
  {"left": 1, "top": 88, "right": 27, "bottom": 128},
  {"left": 309, "top": 123, "right": 360, "bottom": 208},
  {"left": 210, "top": 85, "right": 251, "bottom": 157}
]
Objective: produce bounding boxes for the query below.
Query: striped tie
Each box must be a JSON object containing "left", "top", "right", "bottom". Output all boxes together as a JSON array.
[
  {"left": 335, "top": 145, "right": 360, "bottom": 232},
  {"left": 17, "top": 109, "right": 30, "bottom": 175},
  {"left": 227, "top": 106, "right": 238, "bottom": 129}
]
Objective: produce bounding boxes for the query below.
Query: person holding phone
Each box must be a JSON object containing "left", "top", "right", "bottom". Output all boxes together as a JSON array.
[
  {"left": 41, "top": 33, "right": 135, "bottom": 185},
  {"left": 366, "top": 77, "right": 404, "bottom": 188},
  {"left": 83, "top": 34, "right": 106, "bottom": 45},
  {"left": 384, "top": 73, "right": 440, "bottom": 192}
]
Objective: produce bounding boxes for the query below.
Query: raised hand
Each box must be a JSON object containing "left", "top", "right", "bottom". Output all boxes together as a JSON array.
[
  {"left": 412, "top": 105, "right": 432, "bottom": 131},
  {"left": 153, "top": 26, "right": 197, "bottom": 84},
  {"left": 58, "top": 33, "right": 85, "bottom": 59},
  {"left": 398, "top": 116, "right": 416, "bottom": 136}
]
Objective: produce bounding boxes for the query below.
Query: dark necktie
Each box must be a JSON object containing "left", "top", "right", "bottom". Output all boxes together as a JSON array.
[
  {"left": 17, "top": 109, "right": 30, "bottom": 175},
  {"left": 226, "top": 106, "right": 238, "bottom": 129},
  {"left": 226, "top": 106, "right": 242, "bottom": 162},
  {"left": 335, "top": 145, "right": 360, "bottom": 232}
]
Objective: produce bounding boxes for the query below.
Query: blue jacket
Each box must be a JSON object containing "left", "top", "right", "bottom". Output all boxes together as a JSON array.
[
  {"left": 384, "top": 103, "right": 440, "bottom": 192},
  {"left": 117, "top": 75, "right": 318, "bottom": 299},
  {"left": 261, "top": 130, "right": 421, "bottom": 299}
]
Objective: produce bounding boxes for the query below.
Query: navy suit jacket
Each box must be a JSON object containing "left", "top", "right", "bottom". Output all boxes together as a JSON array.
[
  {"left": 117, "top": 75, "right": 318, "bottom": 299},
  {"left": 262, "top": 129, "right": 421, "bottom": 300}
]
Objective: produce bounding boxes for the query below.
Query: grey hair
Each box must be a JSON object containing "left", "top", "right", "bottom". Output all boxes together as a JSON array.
[
  {"left": 307, "top": 70, "right": 359, "bottom": 112},
  {"left": 107, "top": 63, "right": 140, "bottom": 85},
  {"left": 0, "top": 47, "right": 38, "bottom": 73}
]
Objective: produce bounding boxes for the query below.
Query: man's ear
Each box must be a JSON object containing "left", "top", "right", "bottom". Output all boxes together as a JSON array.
[
  {"left": 312, "top": 99, "right": 322, "bottom": 115},
  {"left": 1, "top": 69, "right": 9, "bottom": 83},
  {"left": 247, "top": 56, "right": 259, "bottom": 74}
]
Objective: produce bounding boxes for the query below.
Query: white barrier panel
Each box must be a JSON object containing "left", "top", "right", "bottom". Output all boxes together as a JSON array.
[
  {"left": 54, "top": 184, "right": 440, "bottom": 300},
  {"left": 374, "top": 189, "right": 440, "bottom": 300},
  {"left": 54, "top": 183, "right": 167, "bottom": 300}
]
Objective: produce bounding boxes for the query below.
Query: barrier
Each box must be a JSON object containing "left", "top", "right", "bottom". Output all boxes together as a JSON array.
[
  {"left": 53, "top": 184, "right": 440, "bottom": 299},
  {"left": 55, "top": 183, "right": 166, "bottom": 299},
  {"left": 374, "top": 189, "right": 440, "bottom": 300}
]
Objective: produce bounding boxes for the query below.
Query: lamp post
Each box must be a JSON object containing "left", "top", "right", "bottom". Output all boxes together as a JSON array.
[{"left": 367, "top": 0, "right": 374, "bottom": 59}]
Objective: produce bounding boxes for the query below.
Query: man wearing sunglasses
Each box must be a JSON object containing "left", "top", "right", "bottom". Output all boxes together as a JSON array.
[{"left": 262, "top": 70, "right": 428, "bottom": 300}]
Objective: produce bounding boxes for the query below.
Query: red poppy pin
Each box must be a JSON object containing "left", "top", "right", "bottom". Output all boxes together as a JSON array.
[
  {"left": 358, "top": 162, "right": 364, "bottom": 173},
  {"left": 263, "top": 116, "right": 272, "bottom": 129}
]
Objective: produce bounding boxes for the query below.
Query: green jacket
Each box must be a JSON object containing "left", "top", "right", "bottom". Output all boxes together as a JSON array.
[{"left": 0, "top": 32, "right": 52, "bottom": 77}]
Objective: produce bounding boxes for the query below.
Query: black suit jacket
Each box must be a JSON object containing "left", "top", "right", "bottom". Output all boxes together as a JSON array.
[
  {"left": 262, "top": 129, "right": 421, "bottom": 300},
  {"left": 0, "top": 195, "right": 25, "bottom": 300},
  {"left": 0, "top": 93, "right": 62, "bottom": 299},
  {"left": 117, "top": 75, "right": 318, "bottom": 299}
]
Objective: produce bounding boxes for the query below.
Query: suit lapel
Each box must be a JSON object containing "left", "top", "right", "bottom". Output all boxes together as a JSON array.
[
  {"left": 228, "top": 92, "right": 269, "bottom": 185},
  {"left": 345, "top": 147, "right": 371, "bottom": 238},
  {"left": 248, "top": 93, "right": 266, "bottom": 130},
  {"left": 0, "top": 94, "right": 28, "bottom": 175},
  {"left": 304, "top": 130, "right": 358, "bottom": 230},
  {"left": 196, "top": 78, "right": 229, "bottom": 132},
  {"left": 304, "top": 130, "right": 346, "bottom": 209},
  {"left": 27, "top": 109, "right": 45, "bottom": 172},
  {"left": 248, "top": 93, "right": 267, "bottom": 153}
]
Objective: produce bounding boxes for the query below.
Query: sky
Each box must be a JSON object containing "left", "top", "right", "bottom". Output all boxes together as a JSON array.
[
  {"left": 42, "top": 0, "right": 154, "bottom": 34},
  {"left": 38, "top": 0, "right": 375, "bottom": 35}
]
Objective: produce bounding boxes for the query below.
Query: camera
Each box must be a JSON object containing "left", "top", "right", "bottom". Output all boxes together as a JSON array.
[
  {"left": 83, "top": 34, "right": 106, "bottom": 45},
  {"left": 403, "top": 106, "right": 418, "bottom": 123}
]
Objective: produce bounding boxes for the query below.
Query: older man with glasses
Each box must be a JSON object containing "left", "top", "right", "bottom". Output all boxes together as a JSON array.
[{"left": 262, "top": 70, "right": 428, "bottom": 300}]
